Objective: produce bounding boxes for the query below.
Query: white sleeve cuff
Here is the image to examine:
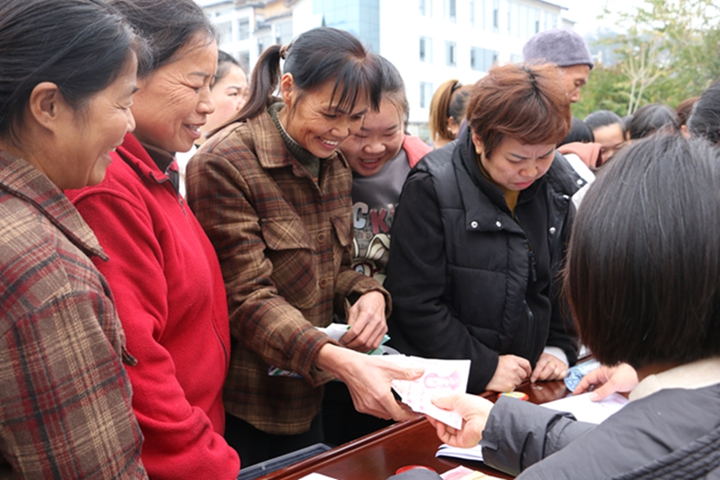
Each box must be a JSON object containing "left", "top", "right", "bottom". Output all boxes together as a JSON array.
[{"left": 543, "top": 346, "right": 568, "bottom": 366}]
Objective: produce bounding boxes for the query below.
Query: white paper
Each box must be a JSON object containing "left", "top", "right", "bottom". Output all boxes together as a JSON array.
[
  {"left": 298, "top": 474, "right": 338, "bottom": 480},
  {"left": 379, "top": 355, "right": 470, "bottom": 429},
  {"left": 436, "top": 443, "right": 484, "bottom": 462},
  {"left": 541, "top": 392, "right": 628, "bottom": 424}
]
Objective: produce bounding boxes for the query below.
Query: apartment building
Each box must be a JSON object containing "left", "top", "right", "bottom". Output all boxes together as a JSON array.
[{"left": 197, "top": 0, "right": 573, "bottom": 137}]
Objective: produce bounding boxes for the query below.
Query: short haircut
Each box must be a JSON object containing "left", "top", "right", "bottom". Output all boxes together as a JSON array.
[
  {"left": 688, "top": 81, "right": 720, "bottom": 145},
  {"left": 584, "top": 110, "right": 625, "bottom": 134},
  {"left": 628, "top": 103, "right": 680, "bottom": 140},
  {"left": 0, "top": 0, "right": 146, "bottom": 140},
  {"left": 109, "top": 0, "right": 217, "bottom": 78},
  {"left": 566, "top": 134, "right": 720, "bottom": 369},
  {"left": 467, "top": 63, "right": 571, "bottom": 158},
  {"left": 559, "top": 117, "right": 594, "bottom": 146}
]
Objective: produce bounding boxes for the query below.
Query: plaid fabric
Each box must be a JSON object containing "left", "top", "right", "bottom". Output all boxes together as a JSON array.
[
  {"left": 0, "top": 150, "right": 146, "bottom": 478},
  {"left": 187, "top": 109, "right": 388, "bottom": 435}
]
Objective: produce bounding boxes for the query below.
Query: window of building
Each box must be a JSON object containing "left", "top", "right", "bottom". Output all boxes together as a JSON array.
[
  {"left": 445, "top": 0, "right": 456, "bottom": 22},
  {"left": 275, "top": 19, "right": 293, "bottom": 44},
  {"left": 313, "top": 0, "right": 380, "bottom": 53},
  {"left": 446, "top": 41, "right": 456, "bottom": 67},
  {"left": 257, "top": 35, "right": 272, "bottom": 56},
  {"left": 217, "top": 21, "right": 232, "bottom": 44},
  {"left": 470, "top": 0, "right": 475, "bottom": 26},
  {"left": 492, "top": 0, "right": 500, "bottom": 32},
  {"left": 419, "top": 0, "right": 428, "bottom": 16},
  {"left": 420, "top": 81, "right": 433, "bottom": 109},
  {"left": 419, "top": 36, "right": 433, "bottom": 62},
  {"left": 237, "top": 18, "right": 250, "bottom": 41},
  {"left": 470, "top": 47, "right": 498, "bottom": 72}
]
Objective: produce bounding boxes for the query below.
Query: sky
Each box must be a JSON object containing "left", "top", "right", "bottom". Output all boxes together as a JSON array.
[{"left": 563, "top": 0, "right": 647, "bottom": 35}]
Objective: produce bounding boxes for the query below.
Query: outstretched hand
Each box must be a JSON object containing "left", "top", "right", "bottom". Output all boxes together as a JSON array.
[
  {"left": 426, "top": 394, "right": 494, "bottom": 448},
  {"left": 316, "top": 344, "right": 423, "bottom": 421},
  {"left": 573, "top": 363, "right": 638, "bottom": 401}
]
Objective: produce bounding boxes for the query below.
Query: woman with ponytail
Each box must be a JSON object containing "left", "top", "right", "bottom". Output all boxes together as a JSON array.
[
  {"left": 428, "top": 79, "right": 472, "bottom": 148},
  {"left": 186, "top": 27, "right": 423, "bottom": 466}
]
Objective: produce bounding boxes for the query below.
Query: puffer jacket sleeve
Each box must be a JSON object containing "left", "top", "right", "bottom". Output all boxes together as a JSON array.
[{"left": 481, "top": 397, "right": 594, "bottom": 477}]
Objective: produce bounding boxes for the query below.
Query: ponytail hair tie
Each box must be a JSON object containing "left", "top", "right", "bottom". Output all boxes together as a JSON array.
[{"left": 279, "top": 44, "right": 289, "bottom": 59}]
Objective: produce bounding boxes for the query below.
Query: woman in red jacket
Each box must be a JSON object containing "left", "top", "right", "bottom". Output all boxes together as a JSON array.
[{"left": 66, "top": 0, "right": 239, "bottom": 478}]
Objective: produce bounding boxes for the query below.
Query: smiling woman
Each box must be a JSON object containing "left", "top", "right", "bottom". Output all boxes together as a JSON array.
[
  {"left": 324, "top": 55, "right": 431, "bottom": 446},
  {"left": 0, "top": 0, "right": 146, "bottom": 477},
  {"left": 186, "top": 27, "right": 424, "bottom": 467},
  {"left": 64, "top": 0, "right": 240, "bottom": 479}
]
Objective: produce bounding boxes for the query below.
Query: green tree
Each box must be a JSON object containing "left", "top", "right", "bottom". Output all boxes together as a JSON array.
[{"left": 575, "top": 0, "right": 720, "bottom": 117}]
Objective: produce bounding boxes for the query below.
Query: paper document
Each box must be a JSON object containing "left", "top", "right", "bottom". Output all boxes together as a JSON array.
[
  {"left": 436, "top": 443, "right": 483, "bottom": 462},
  {"left": 541, "top": 392, "right": 628, "bottom": 424},
  {"left": 379, "top": 355, "right": 470, "bottom": 429}
]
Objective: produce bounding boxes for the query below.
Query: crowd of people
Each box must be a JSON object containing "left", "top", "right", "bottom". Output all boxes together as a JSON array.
[{"left": 0, "top": 0, "right": 718, "bottom": 479}]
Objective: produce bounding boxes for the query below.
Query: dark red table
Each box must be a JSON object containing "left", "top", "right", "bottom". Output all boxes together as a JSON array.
[{"left": 256, "top": 379, "right": 572, "bottom": 479}]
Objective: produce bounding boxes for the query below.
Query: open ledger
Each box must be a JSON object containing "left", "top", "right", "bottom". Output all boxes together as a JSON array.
[{"left": 436, "top": 392, "right": 628, "bottom": 463}]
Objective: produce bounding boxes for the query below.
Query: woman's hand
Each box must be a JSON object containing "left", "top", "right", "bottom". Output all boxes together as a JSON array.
[
  {"left": 342, "top": 291, "right": 388, "bottom": 353},
  {"left": 530, "top": 352, "right": 569, "bottom": 383},
  {"left": 427, "top": 394, "right": 494, "bottom": 448},
  {"left": 573, "top": 363, "right": 638, "bottom": 401},
  {"left": 315, "top": 344, "right": 423, "bottom": 421},
  {"left": 485, "top": 355, "right": 531, "bottom": 392}
]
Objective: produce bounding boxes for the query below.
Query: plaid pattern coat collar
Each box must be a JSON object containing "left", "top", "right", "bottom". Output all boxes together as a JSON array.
[
  {"left": 0, "top": 149, "right": 146, "bottom": 478},
  {"left": 187, "top": 109, "right": 388, "bottom": 434}
]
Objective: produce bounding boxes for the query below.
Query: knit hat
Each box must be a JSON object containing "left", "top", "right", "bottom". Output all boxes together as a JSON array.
[{"left": 522, "top": 29, "right": 594, "bottom": 70}]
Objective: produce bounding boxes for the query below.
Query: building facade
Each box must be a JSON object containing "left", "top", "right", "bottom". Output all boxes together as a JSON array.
[{"left": 197, "top": 0, "right": 573, "bottom": 139}]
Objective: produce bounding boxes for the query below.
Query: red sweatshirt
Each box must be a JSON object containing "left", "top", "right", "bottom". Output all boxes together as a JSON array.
[{"left": 66, "top": 134, "right": 239, "bottom": 480}]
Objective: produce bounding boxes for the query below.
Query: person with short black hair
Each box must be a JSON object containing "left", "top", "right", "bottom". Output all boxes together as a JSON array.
[
  {"left": 429, "top": 134, "right": 720, "bottom": 479},
  {"left": 559, "top": 117, "right": 594, "bottom": 146},
  {"left": 584, "top": 110, "right": 626, "bottom": 164},
  {"left": 628, "top": 103, "right": 680, "bottom": 140},
  {"left": 386, "top": 63, "right": 584, "bottom": 394},
  {"left": 0, "top": 0, "right": 147, "bottom": 477}
]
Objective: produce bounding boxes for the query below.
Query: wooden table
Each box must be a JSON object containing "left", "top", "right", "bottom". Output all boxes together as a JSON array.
[{"left": 257, "top": 379, "right": 572, "bottom": 480}]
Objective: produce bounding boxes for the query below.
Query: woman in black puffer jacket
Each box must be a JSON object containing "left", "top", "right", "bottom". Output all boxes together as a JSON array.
[{"left": 385, "top": 63, "right": 584, "bottom": 393}]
